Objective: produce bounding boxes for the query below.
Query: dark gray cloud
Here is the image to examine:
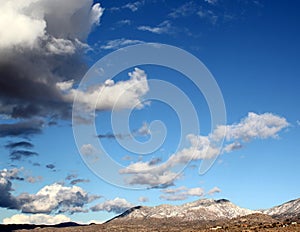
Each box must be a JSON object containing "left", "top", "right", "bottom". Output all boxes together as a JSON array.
[
  {"left": 0, "top": 120, "right": 43, "bottom": 138},
  {"left": 0, "top": 45, "right": 84, "bottom": 121},
  {"left": 5, "top": 141, "right": 34, "bottom": 150},
  {"left": 0, "top": 0, "right": 104, "bottom": 141},
  {"left": 0, "top": 178, "right": 19, "bottom": 209},
  {"left": 32, "top": 162, "right": 41, "bottom": 167},
  {"left": 70, "top": 179, "right": 90, "bottom": 185},
  {"left": 97, "top": 133, "right": 130, "bottom": 140},
  {"left": 10, "top": 150, "right": 38, "bottom": 161},
  {"left": 0, "top": 168, "right": 25, "bottom": 209},
  {"left": 149, "top": 157, "right": 162, "bottom": 166},
  {"left": 65, "top": 174, "right": 78, "bottom": 181},
  {"left": 97, "top": 124, "right": 150, "bottom": 140},
  {"left": 46, "top": 164, "right": 56, "bottom": 170}
]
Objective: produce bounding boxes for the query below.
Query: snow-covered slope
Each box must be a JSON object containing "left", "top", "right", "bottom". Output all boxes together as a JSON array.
[
  {"left": 262, "top": 198, "right": 300, "bottom": 217},
  {"left": 111, "top": 199, "right": 258, "bottom": 222}
]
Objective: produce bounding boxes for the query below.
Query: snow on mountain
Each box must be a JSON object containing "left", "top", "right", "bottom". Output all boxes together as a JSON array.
[
  {"left": 262, "top": 198, "right": 300, "bottom": 217},
  {"left": 111, "top": 199, "right": 259, "bottom": 222}
]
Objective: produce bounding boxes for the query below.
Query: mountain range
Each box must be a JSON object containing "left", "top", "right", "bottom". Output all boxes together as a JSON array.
[{"left": 109, "top": 198, "right": 300, "bottom": 223}]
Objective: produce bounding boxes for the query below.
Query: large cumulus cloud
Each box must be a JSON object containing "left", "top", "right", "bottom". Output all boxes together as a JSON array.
[
  {"left": 0, "top": 168, "right": 99, "bottom": 214},
  {"left": 0, "top": 0, "right": 104, "bottom": 124}
]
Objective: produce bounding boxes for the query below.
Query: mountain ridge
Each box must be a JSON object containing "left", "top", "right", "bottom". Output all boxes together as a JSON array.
[
  {"left": 107, "top": 197, "right": 300, "bottom": 223},
  {"left": 107, "top": 198, "right": 259, "bottom": 222}
]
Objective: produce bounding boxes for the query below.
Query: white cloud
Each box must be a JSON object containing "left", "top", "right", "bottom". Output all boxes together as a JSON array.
[
  {"left": 63, "top": 67, "right": 149, "bottom": 111},
  {"left": 136, "top": 122, "right": 151, "bottom": 136},
  {"left": 138, "top": 196, "right": 149, "bottom": 202},
  {"left": 26, "top": 176, "right": 43, "bottom": 184},
  {"left": 161, "top": 186, "right": 187, "bottom": 194},
  {"left": 0, "top": 2, "right": 45, "bottom": 49},
  {"left": 120, "top": 112, "right": 289, "bottom": 188},
  {"left": 117, "top": 19, "right": 132, "bottom": 26},
  {"left": 214, "top": 112, "right": 289, "bottom": 141},
  {"left": 138, "top": 20, "right": 172, "bottom": 34},
  {"left": 56, "top": 80, "right": 74, "bottom": 91},
  {"left": 222, "top": 142, "right": 242, "bottom": 153},
  {"left": 100, "top": 38, "right": 144, "bottom": 50},
  {"left": 0, "top": 0, "right": 104, "bottom": 50},
  {"left": 20, "top": 183, "right": 99, "bottom": 214},
  {"left": 168, "top": 2, "right": 196, "bottom": 18},
  {"left": 91, "top": 197, "right": 133, "bottom": 214},
  {"left": 121, "top": 169, "right": 179, "bottom": 188},
  {"left": 207, "top": 186, "right": 221, "bottom": 195},
  {"left": 3, "top": 213, "right": 70, "bottom": 225},
  {"left": 167, "top": 2, "right": 218, "bottom": 25},
  {"left": 205, "top": 0, "right": 218, "bottom": 5},
  {"left": 111, "top": 1, "right": 145, "bottom": 12},
  {"left": 160, "top": 194, "right": 187, "bottom": 201},
  {"left": 123, "top": 1, "right": 145, "bottom": 12},
  {"left": 0, "top": 167, "right": 24, "bottom": 180},
  {"left": 186, "top": 187, "right": 205, "bottom": 197},
  {"left": 90, "top": 3, "right": 104, "bottom": 26},
  {"left": 80, "top": 144, "right": 97, "bottom": 156},
  {"left": 160, "top": 186, "right": 205, "bottom": 201}
]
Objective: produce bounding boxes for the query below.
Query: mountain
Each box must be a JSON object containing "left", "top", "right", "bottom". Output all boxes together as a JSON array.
[
  {"left": 262, "top": 198, "right": 300, "bottom": 221},
  {"left": 108, "top": 198, "right": 258, "bottom": 222}
]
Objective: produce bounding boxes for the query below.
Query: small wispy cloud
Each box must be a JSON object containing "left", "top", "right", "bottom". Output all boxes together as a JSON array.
[
  {"left": 207, "top": 186, "right": 221, "bottom": 195},
  {"left": 197, "top": 7, "right": 218, "bottom": 24},
  {"left": 10, "top": 150, "right": 38, "bottom": 161},
  {"left": 98, "top": 122, "right": 151, "bottom": 140},
  {"left": 168, "top": 1, "right": 219, "bottom": 25},
  {"left": 65, "top": 173, "right": 78, "bottom": 181},
  {"left": 168, "top": 1, "right": 197, "bottom": 18},
  {"left": 138, "top": 20, "right": 173, "bottom": 34},
  {"left": 160, "top": 186, "right": 205, "bottom": 201},
  {"left": 204, "top": 0, "right": 218, "bottom": 5},
  {"left": 160, "top": 186, "right": 221, "bottom": 201},
  {"left": 111, "top": 0, "right": 145, "bottom": 12},
  {"left": 97, "top": 133, "right": 130, "bottom": 140},
  {"left": 122, "top": 155, "right": 133, "bottom": 161},
  {"left": 100, "top": 38, "right": 144, "bottom": 50},
  {"left": 46, "top": 164, "right": 55, "bottom": 170},
  {"left": 117, "top": 19, "right": 132, "bottom": 26},
  {"left": 26, "top": 176, "right": 43, "bottom": 184},
  {"left": 138, "top": 196, "right": 149, "bottom": 202},
  {"left": 70, "top": 179, "right": 90, "bottom": 185}
]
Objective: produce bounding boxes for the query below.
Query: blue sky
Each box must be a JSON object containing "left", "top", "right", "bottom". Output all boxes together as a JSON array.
[{"left": 0, "top": 0, "right": 299, "bottom": 225}]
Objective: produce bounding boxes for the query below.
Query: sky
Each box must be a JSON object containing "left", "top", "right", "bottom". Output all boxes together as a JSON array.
[{"left": 0, "top": 0, "right": 300, "bottom": 225}]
